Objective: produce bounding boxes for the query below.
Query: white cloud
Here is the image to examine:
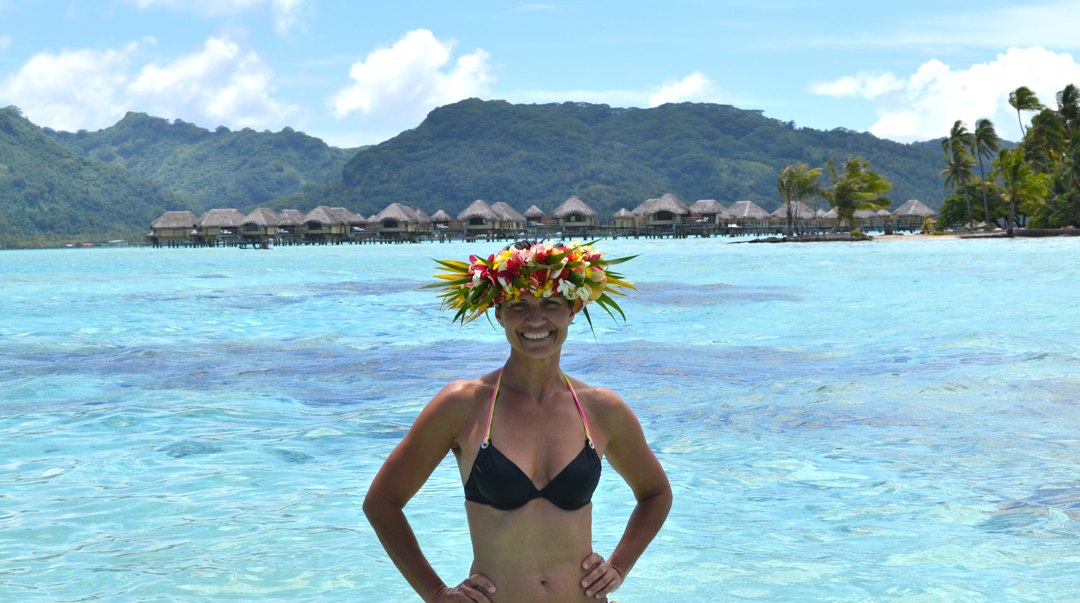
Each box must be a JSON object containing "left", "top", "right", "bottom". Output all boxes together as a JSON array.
[
  {"left": 807, "top": 47, "right": 1080, "bottom": 142},
  {"left": 124, "top": 0, "right": 304, "bottom": 35},
  {"left": 0, "top": 36, "right": 11, "bottom": 51},
  {"left": 330, "top": 29, "right": 494, "bottom": 121},
  {"left": 807, "top": 71, "right": 904, "bottom": 99},
  {"left": 810, "top": 1, "right": 1080, "bottom": 51},
  {"left": 648, "top": 72, "right": 727, "bottom": 107},
  {"left": 0, "top": 36, "right": 296, "bottom": 132}
]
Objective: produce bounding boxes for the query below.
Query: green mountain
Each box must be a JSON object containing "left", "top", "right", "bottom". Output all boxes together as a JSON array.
[
  {"left": 45, "top": 112, "right": 359, "bottom": 211},
  {"left": 0, "top": 106, "right": 193, "bottom": 249},
  {"left": 287, "top": 99, "right": 951, "bottom": 218}
]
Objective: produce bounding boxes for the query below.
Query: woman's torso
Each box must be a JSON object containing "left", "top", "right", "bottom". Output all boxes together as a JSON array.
[{"left": 453, "top": 372, "right": 607, "bottom": 603}]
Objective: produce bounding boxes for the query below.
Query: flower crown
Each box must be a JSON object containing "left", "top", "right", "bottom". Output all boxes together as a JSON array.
[{"left": 426, "top": 239, "right": 635, "bottom": 331}]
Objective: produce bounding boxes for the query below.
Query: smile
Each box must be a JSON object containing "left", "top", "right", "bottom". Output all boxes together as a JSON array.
[{"left": 521, "top": 331, "right": 554, "bottom": 341}]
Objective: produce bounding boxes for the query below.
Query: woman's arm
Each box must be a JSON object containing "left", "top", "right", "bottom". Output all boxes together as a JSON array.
[
  {"left": 580, "top": 389, "right": 672, "bottom": 599},
  {"left": 363, "top": 380, "right": 496, "bottom": 603}
]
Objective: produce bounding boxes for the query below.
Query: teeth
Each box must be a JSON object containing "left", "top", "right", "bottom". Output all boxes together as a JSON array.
[{"left": 522, "top": 332, "right": 552, "bottom": 340}]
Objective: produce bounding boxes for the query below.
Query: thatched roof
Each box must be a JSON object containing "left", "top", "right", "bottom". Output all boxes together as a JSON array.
[
  {"left": 198, "top": 208, "right": 245, "bottom": 228},
  {"left": 770, "top": 201, "right": 816, "bottom": 219},
  {"left": 851, "top": 209, "right": 885, "bottom": 221},
  {"left": 243, "top": 208, "right": 279, "bottom": 227},
  {"left": 892, "top": 199, "right": 937, "bottom": 217},
  {"left": 344, "top": 211, "right": 367, "bottom": 225},
  {"left": 823, "top": 208, "right": 839, "bottom": 219},
  {"left": 524, "top": 205, "right": 545, "bottom": 219},
  {"left": 632, "top": 193, "right": 690, "bottom": 217},
  {"left": 277, "top": 209, "right": 305, "bottom": 226},
  {"left": 414, "top": 209, "right": 432, "bottom": 224},
  {"left": 689, "top": 199, "right": 727, "bottom": 216},
  {"left": 491, "top": 202, "right": 527, "bottom": 223},
  {"left": 552, "top": 196, "right": 598, "bottom": 219},
  {"left": 374, "top": 203, "right": 419, "bottom": 224},
  {"left": 726, "top": 200, "right": 770, "bottom": 220},
  {"left": 815, "top": 208, "right": 829, "bottom": 218},
  {"left": 458, "top": 199, "right": 499, "bottom": 222},
  {"left": 875, "top": 209, "right": 893, "bottom": 217},
  {"left": 329, "top": 207, "right": 357, "bottom": 223},
  {"left": 612, "top": 207, "right": 633, "bottom": 219},
  {"left": 430, "top": 209, "right": 453, "bottom": 222},
  {"left": 304, "top": 206, "right": 345, "bottom": 225},
  {"left": 151, "top": 210, "right": 199, "bottom": 229}
]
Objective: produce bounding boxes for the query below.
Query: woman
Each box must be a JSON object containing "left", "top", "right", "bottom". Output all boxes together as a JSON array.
[{"left": 364, "top": 241, "right": 671, "bottom": 602}]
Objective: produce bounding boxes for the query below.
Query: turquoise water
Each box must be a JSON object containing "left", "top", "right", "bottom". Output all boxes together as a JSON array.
[{"left": 2, "top": 237, "right": 1080, "bottom": 602}]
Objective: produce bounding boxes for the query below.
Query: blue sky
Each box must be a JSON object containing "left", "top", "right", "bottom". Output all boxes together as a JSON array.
[{"left": 1, "top": 0, "right": 1078, "bottom": 147}]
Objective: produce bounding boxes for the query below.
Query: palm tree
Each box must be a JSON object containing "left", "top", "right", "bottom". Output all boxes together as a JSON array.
[
  {"left": 1056, "top": 84, "right": 1079, "bottom": 138},
  {"left": 1026, "top": 109, "right": 1067, "bottom": 172},
  {"left": 1009, "top": 86, "right": 1044, "bottom": 138},
  {"left": 822, "top": 157, "right": 892, "bottom": 234},
  {"left": 990, "top": 148, "right": 1049, "bottom": 237},
  {"left": 777, "top": 162, "right": 823, "bottom": 237},
  {"left": 970, "top": 118, "right": 1001, "bottom": 225},
  {"left": 941, "top": 120, "right": 976, "bottom": 229}
]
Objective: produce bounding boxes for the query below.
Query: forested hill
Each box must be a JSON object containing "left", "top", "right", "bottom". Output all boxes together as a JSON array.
[
  {"left": 289, "top": 99, "right": 949, "bottom": 218},
  {"left": 45, "top": 113, "right": 359, "bottom": 211},
  {"left": 0, "top": 107, "right": 193, "bottom": 249}
]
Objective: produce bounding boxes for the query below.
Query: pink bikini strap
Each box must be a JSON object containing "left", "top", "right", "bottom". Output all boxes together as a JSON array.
[
  {"left": 481, "top": 369, "right": 503, "bottom": 449},
  {"left": 562, "top": 374, "right": 594, "bottom": 447}
]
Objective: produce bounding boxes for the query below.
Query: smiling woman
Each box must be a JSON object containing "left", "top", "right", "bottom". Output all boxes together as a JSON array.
[{"left": 363, "top": 240, "right": 672, "bottom": 603}]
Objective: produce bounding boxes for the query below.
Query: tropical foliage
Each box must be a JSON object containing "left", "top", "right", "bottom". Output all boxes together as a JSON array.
[
  {"left": 293, "top": 99, "right": 951, "bottom": 219},
  {"left": 776, "top": 162, "right": 822, "bottom": 236},
  {"left": 45, "top": 112, "right": 358, "bottom": 210},
  {"left": 0, "top": 106, "right": 192, "bottom": 248},
  {"left": 943, "top": 83, "right": 1080, "bottom": 232},
  {"left": 821, "top": 157, "right": 892, "bottom": 233}
]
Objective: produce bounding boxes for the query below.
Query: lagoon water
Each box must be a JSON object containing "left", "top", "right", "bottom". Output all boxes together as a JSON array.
[{"left": 2, "top": 237, "right": 1080, "bottom": 602}]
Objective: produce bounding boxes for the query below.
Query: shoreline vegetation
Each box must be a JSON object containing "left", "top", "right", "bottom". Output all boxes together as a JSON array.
[{"left": 3, "top": 84, "right": 1078, "bottom": 249}]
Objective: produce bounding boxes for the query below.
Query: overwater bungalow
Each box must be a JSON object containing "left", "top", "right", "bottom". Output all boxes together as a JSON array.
[
  {"left": 197, "top": 208, "right": 245, "bottom": 245},
  {"left": 430, "top": 209, "right": 453, "bottom": 230},
  {"left": 632, "top": 193, "right": 690, "bottom": 227},
  {"left": 373, "top": 203, "right": 421, "bottom": 237},
  {"left": 552, "top": 196, "right": 597, "bottom": 228},
  {"left": 892, "top": 199, "right": 937, "bottom": 228},
  {"left": 343, "top": 211, "right": 367, "bottom": 235},
  {"left": 524, "top": 205, "right": 546, "bottom": 225},
  {"left": 242, "top": 208, "right": 279, "bottom": 242},
  {"left": 491, "top": 202, "right": 527, "bottom": 230},
  {"left": 276, "top": 209, "right": 305, "bottom": 240},
  {"left": 458, "top": 199, "right": 501, "bottom": 231},
  {"left": 612, "top": 208, "right": 635, "bottom": 228},
  {"left": 770, "top": 201, "right": 817, "bottom": 222},
  {"left": 303, "top": 206, "right": 347, "bottom": 242},
  {"left": 413, "top": 208, "right": 433, "bottom": 232},
  {"left": 148, "top": 211, "right": 199, "bottom": 246},
  {"left": 727, "top": 200, "right": 771, "bottom": 223},
  {"left": 688, "top": 199, "right": 727, "bottom": 224}
]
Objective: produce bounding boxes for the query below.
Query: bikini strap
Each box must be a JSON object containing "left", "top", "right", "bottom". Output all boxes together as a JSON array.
[
  {"left": 481, "top": 369, "right": 503, "bottom": 449},
  {"left": 562, "top": 374, "right": 594, "bottom": 448}
]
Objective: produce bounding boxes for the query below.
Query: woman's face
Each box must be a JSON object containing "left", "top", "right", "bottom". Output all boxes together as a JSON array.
[{"left": 495, "top": 293, "right": 576, "bottom": 359}]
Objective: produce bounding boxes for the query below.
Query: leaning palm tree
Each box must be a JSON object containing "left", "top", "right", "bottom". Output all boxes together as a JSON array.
[
  {"left": 1026, "top": 109, "right": 1067, "bottom": 173},
  {"left": 777, "top": 162, "right": 823, "bottom": 237},
  {"left": 1009, "top": 86, "right": 1044, "bottom": 139},
  {"left": 1056, "top": 83, "right": 1079, "bottom": 138},
  {"left": 970, "top": 118, "right": 1001, "bottom": 225},
  {"left": 941, "top": 120, "right": 977, "bottom": 228},
  {"left": 822, "top": 157, "right": 892, "bottom": 234},
  {"left": 990, "top": 148, "right": 1049, "bottom": 237}
]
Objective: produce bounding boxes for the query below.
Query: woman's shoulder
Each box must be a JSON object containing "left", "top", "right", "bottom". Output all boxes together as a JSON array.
[
  {"left": 425, "top": 373, "right": 500, "bottom": 419},
  {"left": 564, "top": 376, "right": 635, "bottom": 422}
]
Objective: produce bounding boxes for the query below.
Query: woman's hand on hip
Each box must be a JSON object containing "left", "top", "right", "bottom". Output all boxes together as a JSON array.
[
  {"left": 434, "top": 574, "right": 497, "bottom": 603},
  {"left": 581, "top": 552, "right": 622, "bottom": 599}
]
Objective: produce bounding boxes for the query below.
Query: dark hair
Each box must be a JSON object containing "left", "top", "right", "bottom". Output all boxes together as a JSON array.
[{"left": 502, "top": 239, "right": 541, "bottom": 251}]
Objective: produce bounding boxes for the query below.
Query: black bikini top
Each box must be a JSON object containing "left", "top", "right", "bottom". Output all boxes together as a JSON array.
[{"left": 463, "top": 369, "right": 601, "bottom": 511}]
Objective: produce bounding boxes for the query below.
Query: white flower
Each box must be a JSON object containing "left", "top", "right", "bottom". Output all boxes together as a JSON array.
[
  {"left": 557, "top": 279, "right": 576, "bottom": 297},
  {"left": 577, "top": 285, "right": 592, "bottom": 301}
]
